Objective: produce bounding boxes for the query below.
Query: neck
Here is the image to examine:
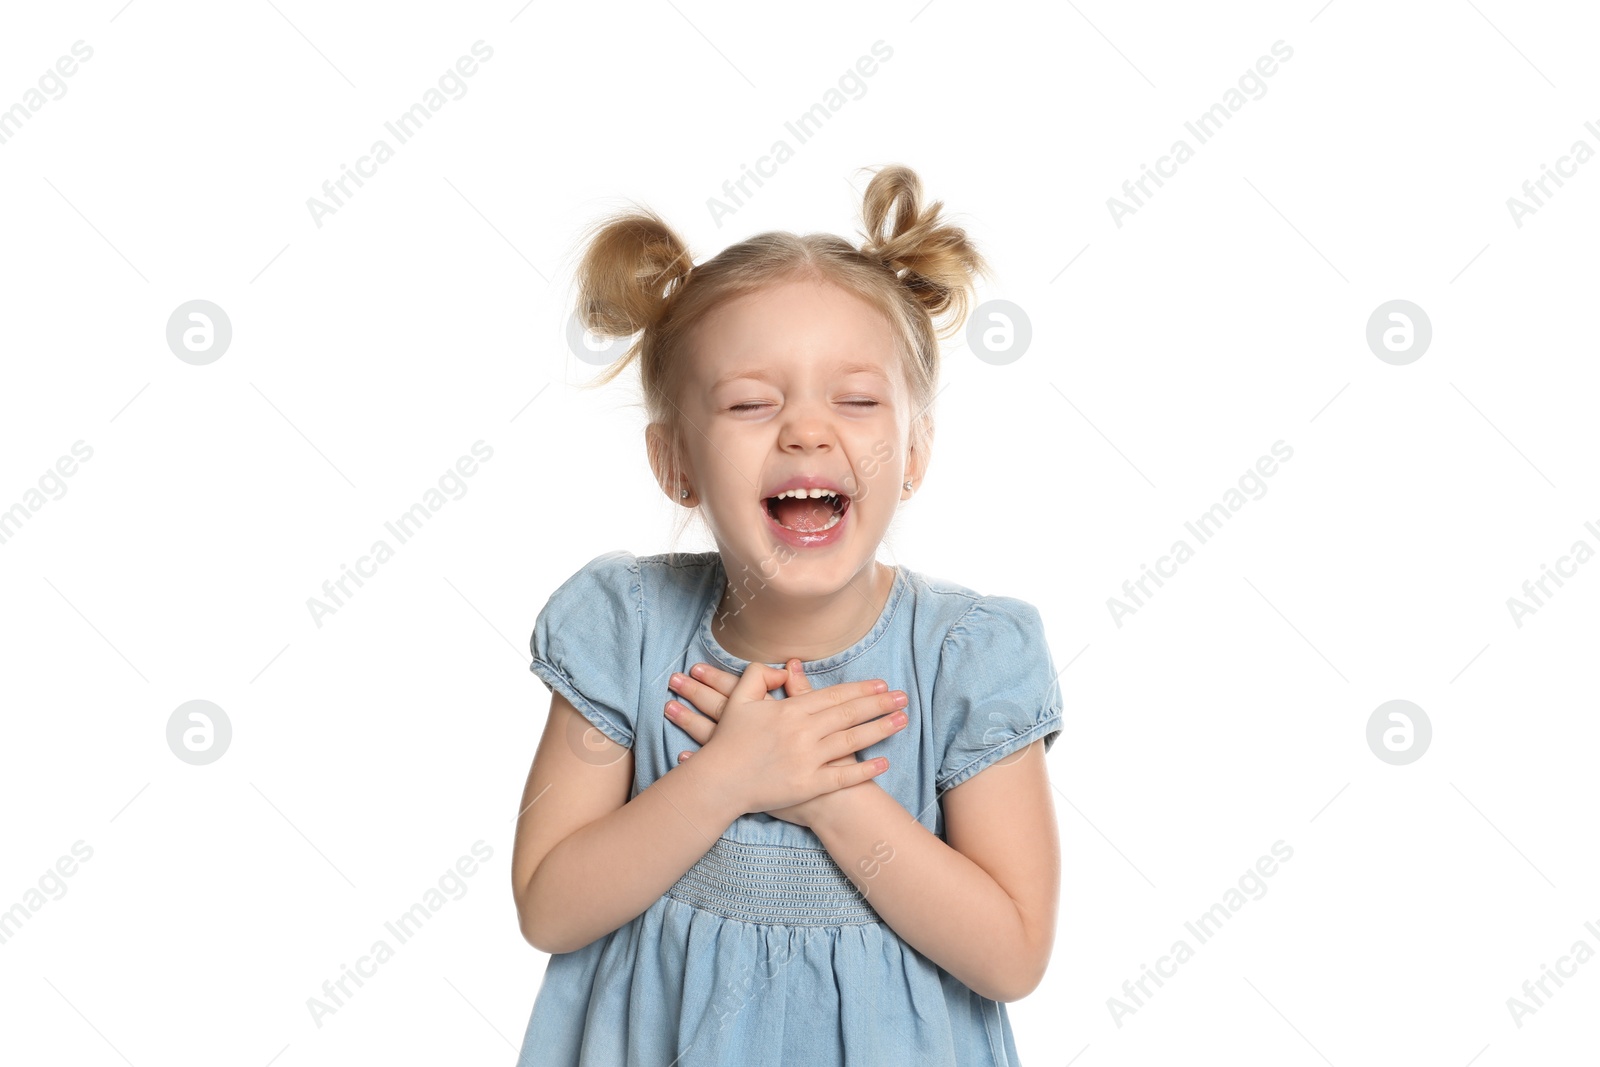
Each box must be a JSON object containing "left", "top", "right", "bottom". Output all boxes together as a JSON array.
[{"left": 711, "top": 558, "right": 895, "bottom": 665}]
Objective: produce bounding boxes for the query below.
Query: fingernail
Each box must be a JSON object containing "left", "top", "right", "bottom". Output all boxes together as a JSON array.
[
  {"left": 872, "top": 680, "right": 888, "bottom": 694},
  {"left": 669, "top": 673, "right": 685, "bottom": 688},
  {"left": 664, "top": 702, "right": 679, "bottom": 718},
  {"left": 689, "top": 664, "right": 705, "bottom": 678},
  {"left": 890, "top": 711, "right": 908, "bottom": 727},
  {"left": 891, "top": 692, "right": 907, "bottom": 708}
]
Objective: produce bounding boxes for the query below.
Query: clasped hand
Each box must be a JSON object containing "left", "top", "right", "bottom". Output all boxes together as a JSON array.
[{"left": 665, "top": 659, "right": 908, "bottom": 829}]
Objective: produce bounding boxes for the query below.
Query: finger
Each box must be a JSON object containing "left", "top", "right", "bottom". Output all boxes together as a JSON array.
[
  {"left": 789, "top": 678, "right": 891, "bottom": 715},
  {"left": 820, "top": 699, "right": 909, "bottom": 761},
  {"left": 664, "top": 699, "right": 712, "bottom": 743},
  {"left": 851, "top": 756, "right": 890, "bottom": 783},
  {"left": 733, "top": 659, "right": 780, "bottom": 701},
  {"left": 686, "top": 662, "right": 738, "bottom": 696},
  {"left": 667, "top": 671, "right": 731, "bottom": 719},
  {"left": 690, "top": 661, "right": 782, "bottom": 696},
  {"left": 820, "top": 755, "right": 889, "bottom": 789},
  {"left": 784, "top": 658, "right": 814, "bottom": 698}
]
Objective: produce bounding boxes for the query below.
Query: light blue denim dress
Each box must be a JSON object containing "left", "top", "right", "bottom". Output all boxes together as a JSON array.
[{"left": 515, "top": 551, "right": 1064, "bottom": 1067}]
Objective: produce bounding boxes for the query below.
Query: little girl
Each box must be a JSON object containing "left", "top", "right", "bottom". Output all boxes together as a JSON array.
[{"left": 511, "top": 164, "right": 1064, "bottom": 1066}]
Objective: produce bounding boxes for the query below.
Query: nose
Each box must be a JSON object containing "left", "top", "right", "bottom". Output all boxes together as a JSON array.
[{"left": 776, "top": 398, "right": 835, "bottom": 454}]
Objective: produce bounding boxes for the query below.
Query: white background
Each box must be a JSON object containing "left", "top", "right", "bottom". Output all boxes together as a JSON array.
[{"left": 2, "top": 1, "right": 1597, "bottom": 1064}]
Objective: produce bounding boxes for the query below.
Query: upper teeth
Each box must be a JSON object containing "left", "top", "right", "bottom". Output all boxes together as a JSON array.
[{"left": 772, "top": 488, "right": 839, "bottom": 499}]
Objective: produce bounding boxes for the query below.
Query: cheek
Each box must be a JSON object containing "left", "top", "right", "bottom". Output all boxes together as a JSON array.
[
  {"left": 844, "top": 435, "right": 904, "bottom": 506},
  {"left": 689, "top": 437, "right": 763, "bottom": 514}
]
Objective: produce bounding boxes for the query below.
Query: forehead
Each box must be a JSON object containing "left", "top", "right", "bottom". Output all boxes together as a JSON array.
[{"left": 688, "top": 278, "right": 907, "bottom": 386}]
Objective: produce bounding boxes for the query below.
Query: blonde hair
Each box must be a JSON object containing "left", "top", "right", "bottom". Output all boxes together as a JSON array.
[{"left": 570, "top": 163, "right": 989, "bottom": 508}]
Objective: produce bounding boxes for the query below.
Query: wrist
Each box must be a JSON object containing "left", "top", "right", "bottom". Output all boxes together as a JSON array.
[
  {"left": 806, "top": 779, "right": 874, "bottom": 839},
  {"left": 672, "top": 744, "right": 750, "bottom": 826}
]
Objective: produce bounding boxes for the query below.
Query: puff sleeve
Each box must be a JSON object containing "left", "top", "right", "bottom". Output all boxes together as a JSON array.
[
  {"left": 932, "top": 596, "right": 1064, "bottom": 794},
  {"left": 528, "top": 551, "right": 644, "bottom": 749}
]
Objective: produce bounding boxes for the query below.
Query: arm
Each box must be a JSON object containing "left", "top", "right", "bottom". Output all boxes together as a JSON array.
[
  {"left": 511, "top": 691, "right": 747, "bottom": 955},
  {"left": 807, "top": 740, "right": 1060, "bottom": 1003}
]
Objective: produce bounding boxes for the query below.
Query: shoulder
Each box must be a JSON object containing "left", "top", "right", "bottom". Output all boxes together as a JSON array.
[
  {"left": 553, "top": 550, "right": 723, "bottom": 585},
  {"left": 538, "top": 549, "right": 723, "bottom": 627},
  {"left": 530, "top": 553, "right": 676, "bottom": 747},
  {"left": 902, "top": 568, "right": 1047, "bottom": 654},
  {"left": 632, "top": 549, "right": 721, "bottom": 586},
  {"left": 944, "top": 594, "right": 1047, "bottom": 652},
  {"left": 532, "top": 552, "right": 640, "bottom": 653},
  {"left": 909, "top": 571, "right": 1063, "bottom": 793},
  {"left": 551, "top": 549, "right": 640, "bottom": 593},
  {"left": 535, "top": 550, "right": 642, "bottom": 627},
  {"left": 634, "top": 550, "right": 724, "bottom": 618},
  {"left": 905, "top": 570, "right": 1055, "bottom": 706}
]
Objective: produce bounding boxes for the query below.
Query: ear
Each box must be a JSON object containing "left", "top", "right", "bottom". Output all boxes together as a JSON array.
[
  {"left": 645, "top": 422, "right": 697, "bottom": 507},
  {"left": 903, "top": 415, "right": 933, "bottom": 497}
]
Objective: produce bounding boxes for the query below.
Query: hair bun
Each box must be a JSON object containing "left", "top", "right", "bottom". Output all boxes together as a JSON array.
[
  {"left": 856, "top": 164, "right": 988, "bottom": 335},
  {"left": 574, "top": 207, "right": 695, "bottom": 340}
]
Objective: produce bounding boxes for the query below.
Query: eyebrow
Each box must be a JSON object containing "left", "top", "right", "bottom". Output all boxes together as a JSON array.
[{"left": 710, "top": 363, "right": 892, "bottom": 390}]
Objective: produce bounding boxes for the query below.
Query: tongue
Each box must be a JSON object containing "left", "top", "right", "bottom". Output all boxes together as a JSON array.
[{"left": 772, "top": 496, "right": 834, "bottom": 531}]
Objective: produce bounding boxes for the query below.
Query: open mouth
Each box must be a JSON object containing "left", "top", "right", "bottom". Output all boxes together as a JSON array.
[{"left": 762, "top": 486, "right": 850, "bottom": 533}]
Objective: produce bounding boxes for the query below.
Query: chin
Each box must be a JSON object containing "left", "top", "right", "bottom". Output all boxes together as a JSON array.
[{"left": 742, "top": 533, "right": 883, "bottom": 601}]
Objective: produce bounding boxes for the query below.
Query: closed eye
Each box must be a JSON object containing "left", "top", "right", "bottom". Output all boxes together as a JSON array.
[{"left": 728, "top": 399, "right": 876, "bottom": 412}]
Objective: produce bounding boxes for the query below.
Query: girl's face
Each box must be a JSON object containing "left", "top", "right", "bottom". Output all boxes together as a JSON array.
[{"left": 671, "top": 276, "right": 921, "bottom": 599}]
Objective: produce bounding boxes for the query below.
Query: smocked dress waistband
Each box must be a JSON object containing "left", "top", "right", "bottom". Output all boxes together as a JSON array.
[{"left": 666, "top": 838, "right": 883, "bottom": 927}]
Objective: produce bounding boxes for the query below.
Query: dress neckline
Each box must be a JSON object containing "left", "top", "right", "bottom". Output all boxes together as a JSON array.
[{"left": 696, "top": 556, "right": 909, "bottom": 676}]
